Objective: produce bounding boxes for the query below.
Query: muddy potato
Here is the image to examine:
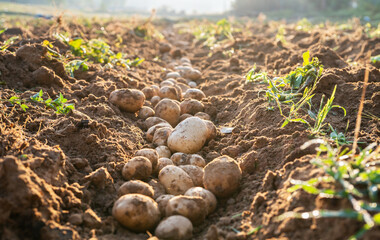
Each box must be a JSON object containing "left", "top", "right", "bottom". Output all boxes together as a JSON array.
[
  {"left": 151, "top": 85, "right": 160, "bottom": 94},
  {"left": 156, "top": 158, "right": 174, "bottom": 174},
  {"left": 185, "top": 187, "right": 217, "bottom": 215},
  {"left": 156, "top": 146, "right": 171, "bottom": 159},
  {"left": 145, "top": 117, "right": 169, "bottom": 130},
  {"left": 118, "top": 180, "right": 154, "bottom": 198},
  {"left": 159, "top": 42, "right": 172, "bottom": 53},
  {"left": 183, "top": 89, "right": 206, "bottom": 101},
  {"left": 135, "top": 148, "right": 159, "bottom": 170},
  {"left": 155, "top": 99, "right": 181, "bottom": 127},
  {"left": 165, "top": 195, "right": 206, "bottom": 225},
  {"left": 178, "top": 165, "right": 204, "bottom": 187},
  {"left": 109, "top": 89, "right": 145, "bottom": 113},
  {"left": 180, "top": 99, "right": 204, "bottom": 115},
  {"left": 159, "top": 165, "right": 194, "bottom": 195},
  {"left": 151, "top": 96, "right": 161, "bottom": 107},
  {"left": 203, "top": 156, "right": 242, "bottom": 198},
  {"left": 173, "top": 84, "right": 183, "bottom": 100},
  {"left": 177, "top": 82, "right": 190, "bottom": 93},
  {"left": 188, "top": 81, "right": 197, "bottom": 88},
  {"left": 160, "top": 79, "right": 175, "bottom": 87},
  {"left": 155, "top": 215, "right": 193, "bottom": 240},
  {"left": 180, "top": 57, "right": 191, "bottom": 64},
  {"left": 146, "top": 123, "right": 172, "bottom": 142},
  {"left": 188, "top": 154, "right": 206, "bottom": 168},
  {"left": 142, "top": 87, "right": 156, "bottom": 100},
  {"left": 156, "top": 194, "right": 175, "bottom": 215},
  {"left": 194, "top": 112, "right": 211, "bottom": 121},
  {"left": 187, "top": 69, "right": 202, "bottom": 81},
  {"left": 159, "top": 86, "right": 179, "bottom": 100},
  {"left": 122, "top": 156, "right": 152, "bottom": 180},
  {"left": 166, "top": 72, "right": 181, "bottom": 79},
  {"left": 179, "top": 113, "right": 192, "bottom": 123},
  {"left": 138, "top": 106, "right": 155, "bottom": 120},
  {"left": 153, "top": 127, "right": 172, "bottom": 146},
  {"left": 203, "top": 120, "right": 217, "bottom": 142},
  {"left": 112, "top": 194, "right": 160, "bottom": 232},
  {"left": 167, "top": 117, "right": 208, "bottom": 154},
  {"left": 148, "top": 179, "right": 166, "bottom": 200},
  {"left": 171, "top": 152, "right": 189, "bottom": 166}
]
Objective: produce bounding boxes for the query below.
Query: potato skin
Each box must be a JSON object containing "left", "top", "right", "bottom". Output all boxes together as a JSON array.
[
  {"left": 155, "top": 99, "right": 181, "bottom": 127},
  {"left": 167, "top": 117, "right": 208, "bottom": 154},
  {"left": 138, "top": 106, "right": 155, "bottom": 120},
  {"left": 135, "top": 148, "right": 159, "bottom": 170},
  {"left": 109, "top": 89, "right": 145, "bottom": 113},
  {"left": 180, "top": 99, "right": 204, "bottom": 115},
  {"left": 156, "top": 157, "right": 174, "bottom": 174},
  {"left": 159, "top": 86, "right": 179, "bottom": 100},
  {"left": 183, "top": 88, "right": 206, "bottom": 101},
  {"left": 178, "top": 165, "right": 204, "bottom": 187},
  {"left": 156, "top": 146, "right": 171, "bottom": 159},
  {"left": 203, "top": 156, "right": 242, "bottom": 198},
  {"left": 122, "top": 156, "right": 152, "bottom": 180},
  {"left": 112, "top": 194, "right": 160, "bottom": 232},
  {"left": 153, "top": 127, "right": 172, "bottom": 146},
  {"left": 118, "top": 180, "right": 154, "bottom": 198},
  {"left": 165, "top": 195, "right": 206, "bottom": 225},
  {"left": 155, "top": 215, "right": 193, "bottom": 240},
  {"left": 185, "top": 187, "right": 217, "bottom": 215},
  {"left": 156, "top": 194, "right": 175, "bottom": 216},
  {"left": 158, "top": 165, "right": 194, "bottom": 195}
]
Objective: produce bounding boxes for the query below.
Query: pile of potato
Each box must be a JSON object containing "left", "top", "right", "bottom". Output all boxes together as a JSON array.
[{"left": 109, "top": 57, "right": 242, "bottom": 239}]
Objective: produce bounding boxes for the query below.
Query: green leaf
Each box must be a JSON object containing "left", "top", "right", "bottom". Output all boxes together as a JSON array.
[{"left": 303, "top": 51, "right": 310, "bottom": 66}]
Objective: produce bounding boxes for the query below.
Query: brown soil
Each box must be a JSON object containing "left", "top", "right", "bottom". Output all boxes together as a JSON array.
[{"left": 0, "top": 17, "right": 379, "bottom": 240}]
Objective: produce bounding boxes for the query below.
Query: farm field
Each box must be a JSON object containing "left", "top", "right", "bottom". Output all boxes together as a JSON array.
[{"left": 0, "top": 14, "right": 380, "bottom": 240}]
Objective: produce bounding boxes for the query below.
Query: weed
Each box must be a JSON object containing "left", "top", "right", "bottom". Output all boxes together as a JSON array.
[
  {"left": 0, "top": 29, "right": 19, "bottom": 52},
  {"left": 371, "top": 55, "right": 380, "bottom": 64},
  {"left": 363, "top": 112, "right": 380, "bottom": 122},
  {"left": 65, "top": 60, "right": 89, "bottom": 77},
  {"left": 8, "top": 96, "right": 29, "bottom": 111}
]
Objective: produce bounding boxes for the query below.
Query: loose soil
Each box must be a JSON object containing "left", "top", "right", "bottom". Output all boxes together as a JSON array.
[{"left": 0, "top": 17, "right": 379, "bottom": 240}]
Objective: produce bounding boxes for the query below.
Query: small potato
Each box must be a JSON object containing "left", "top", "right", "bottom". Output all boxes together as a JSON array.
[
  {"left": 188, "top": 154, "right": 206, "bottom": 168},
  {"left": 109, "top": 89, "right": 145, "bottom": 113},
  {"left": 177, "top": 82, "right": 190, "bottom": 93},
  {"left": 153, "top": 127, "right": 172, "bottom": 146},
  {"left": 179, "top": 113, "right": 192, "bottom": 123},
  {"left": 188, "top": 81, "right": 197, "bottom": 88},
  {"left": 185, "top": 187, "right": 217, "bottom": 215},
  {"left": 156, "top": 158, "right": 174, "bottom": 174},
  {"left": 148, "top": 179, "right": 166, "bottom": 200},
  {"left": 151, "top": 85, "right": 160, "bottom": 95},
  {"left": 180, "top": 99, "right": 204, "bottom": 115},
  {"left": 171, "top": 152, "right": 189, "bottom": 166},
  {"left": 155, "top": 99, "right": 181, "bottom": 127},
  {"left": 177, "top": 78, "right": 188, "bottom": 84},
  {"left": 151, "top": 96, "right": 161, "bottom": 107},
  {"left": 159, "top": 86, "right": 179, "bottom": 100},
  {"left": 122, "top": 156, "right": 152, "bottom": 180},
  {"left": 112, "top": 194, "right": 160, "bottom": 232},
  {"left": 179, "top": 165, "right": 204, "bottom": 187},
  {"left": 156, "top": 194, "right": 175, "bottom": 215},
  {"left": 167, "top": 117, "right": 208, "bottom": 154},
  {"left": 118, "top": 180, "right": 154, "bottom": 198},
  {"left": 166, "top": 72, "right": 181, "bottom": 79},
  {"left": 194, "top": 112, "right": 211, "bottom": 121},
  {"left": 142, "top": 87, "right": 156, "bottom": 100},
  {"left": 159, "top": 165, "right": 194, "bottom": 195},
  {"left": 180, "top": 57, "right": 191, "bottom": 64},
  {"left": 155, "top": 215, "right": 193, "bottom": 240},
  {"left": 173, "top": 84, "right": 183, "bottom": 100},
  {"left": 145, "top": 117, "right": 169, "bottom": 130},
  {"left": 183, "top": 89, "right": 206, "bottom": 101},
  {"left": 165, "top": 195, "right": 206, "bottom": 225},
  {"left": 159, "top": 42, "right": 172, "bottom": 53},
  {"left": 146, "top": 123, "right": 172, "bottom": 143},
  {"left": 138, "top": 106, "right": 155, "bottom": 120},
  {"left": 203, "top": 156, "right": 242, "bottom": 198},
  {"left": 135, "top": 148, "right": 159, "bottom": 170},
  {"left": 160, "top": 79, "right": 175, "bottom": 87},
  {"left": 203, "top": 120, "right": 217, "bottom": 142},
  {"left": 187, "top": 69, "right": 202, "bottom": 81},
  {"left": 156, "top": 146, "right": 171, "bottom": 159}
]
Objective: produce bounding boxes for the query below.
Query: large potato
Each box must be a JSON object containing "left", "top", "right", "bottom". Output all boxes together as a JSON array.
[
  {"left": 112, "top": 194, "right": 160, "bottom": 232},
  {"left": 159, "top": 165, "right": 194, "bottom": 195},
  {"left": 167, "top": 117, "right": 208, "bottom": 154},
  {"left": 160, "top": 79, "right": 175, "bottom": 87},
  {"left": 165, "top": 196, "right": 206, "bottom": 225},
  {"left": 145, "top": 117, "right": 169, "bottom": 130},
  {"left": 156, "top": 158, "right": 174, "bottom": 174},
  {"left": 118, "top": 180, "right": 154, "bottom": 198},
  {"left": 156, "top": 146, "right": 171, "bottom": 159},
  {"left": 146, "top": 123, "right": 172, "bottom": 142},
  {"left": 122, "top": 156, "right": 152, "bottom": 180},
  {"left": 188, "top": 154, "right": 206, "bottom": 168},
  {"left": 109, "top": 89, "right": 145, "bottom": 113},
  {"left": 166, "top": 72, "right": 181, "bottom": 79},
  {"left": 135, "top": 148, "right": 159, "bottom": 170},
  {"left": 151, "top": 96, "right": 161, "bottom": 107},
  {"left": 178, "top": 165, "right": 204, "bottom": 187},
  {"left": 155, "top": 99, "right": 181, "bottom": 127},
  {"left": 185, "top": 187, "right": 217, "bottom": 215},
  {"left": 153, "top": 127, "right": 172, "bottom": 146},
  {"left": 138, "top": 106, "right": 155, "bottom": 120},
  {"left": 159, "top": 86, "right": 179, "bottom": 100},
  {"left": 183, "top": 89, "right": 206, "bottom": 101},
  {"left": 155, "top": 215, "right": 193, "bottom": 240},
  {"left": 179, "top": 113, "right": 192, "bottom": 123},
  {"left": 180, "top": 99, "right": 204, "bottom": 115},
  {"left": 171, "top": 152, "right": 189, "bottom": 166},
  {"left": 203, "top": 156, "right": 242, "bottom": 198},
  {"left": 203, "top": 120, "right": 217, "bottom": 142},
  {"left": 156, "top": 194, "right": 175, "bottom": 215},
  {"left": 142, "top": 87, "right": 157, "bottom": 100}
]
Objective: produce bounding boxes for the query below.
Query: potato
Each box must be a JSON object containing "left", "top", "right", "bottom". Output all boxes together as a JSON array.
[
  {"left": 156, "top": 194, "right": 175, "bottom": 215},
  {"left": 173, "top": 84, "right": 183, "bottom": 100},
  {"left": 153, "top": 127, "right": 172, "bottom": 146},
  {"left": 142, "top": 87, "right": 156, "bottom": 100},
  {"left": 156, "top": 157, "right": 174, "bottom": 174},
  {"left": 160, "top": 79, "right": 175, "bottom": 87},
  {"left": 155, "top": 99, "right": 181, "bottom": 127},
  {"left": 203, "top": 156, "right": 242, "bottom": 198},
  {"left": 188, "top": 81, "right": 197, "bottom": 88},
  {"left": 187, "top": 69, "right": 202, "bottom": 81},
  {"left": 167, "top": 117, "right": 208, "bottom": 154},
  {"left": 171, "top": 152, "right": 189, "bottom": 166},
  {"left": 148, "top": 179, "right": 166, "bottom": 200},
  {"left": 159, "top": 165, "right": 194, "bottom": 195},
  {"left": 151, "top": 85, "right": 160, "bottom": 95},
  {"left": 138, "top": 106, "right": 155, "bottom": 120},
  {"left": 118, "top": 180, "right": 154, "bottom": 198},
  {"left": 146, "top": 123, "right": 172, "bottom": 143},
  {"left": 185, "top": 187, "right": 217, "bottom": 215},
  {"left": 203, "top": 120, "right": 217, "bottom": 142},
  {"left": 159, "top": 42, "right": 172, "bottom": 53},
  {"left": 158, "top": 86, "right": 179, "bottom": 100},
  {"left": 112, "top": 194, "right": 160, "bottom": 232},
  {"left": 194, "top": 112, "right": 211, "bottom": 121},
  {"left": 155, "top": 215, "right": 193, "bottom": 240},
  {"left": 178, "top": 165, "right": 204, "bottom": 187},
  {"left": 179, "top": 113, "right": 192, "bottom": 123},
  {"left": 109, "top": 89, "right": 145, "bottom": 113},
  {"left": 122, "top": 156, "right": 152, "bottom": 180},
  {"left": 156, "top": 146, "right": 171, "bottom": 159},
  {"left": 183, "top": 88, "right": 206, "bottom": 100},
  {"left": 180, "top": 99, "right": 204, "bottom": 115},
  {"left": 135, "top": 148, "right": 159, "bottom": 170},
  {"left": 145, "top": 117, "right": 169, "bottom": 130},
  {"left": 188, "top": 154, "right": 206, "bottom": 168},
  {"left": 151, "top": 96, "right": 161, "bottom": 107},
  {"left": 177, "top": 82, "right": 190, "bottom": 93},
  {"left": 180, "top": 57, "right": 191, "bottom": 64},
  {"left": 165, "top": 196, "right": 206, "bottom": 225},
  {"left": 166, "top": 72, "right": 181, "bottom": 79}
]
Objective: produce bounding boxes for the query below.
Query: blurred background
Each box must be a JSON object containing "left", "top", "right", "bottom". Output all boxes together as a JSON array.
[{"left": 0, "top": 0, "right": 379, "bottom": 22}]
